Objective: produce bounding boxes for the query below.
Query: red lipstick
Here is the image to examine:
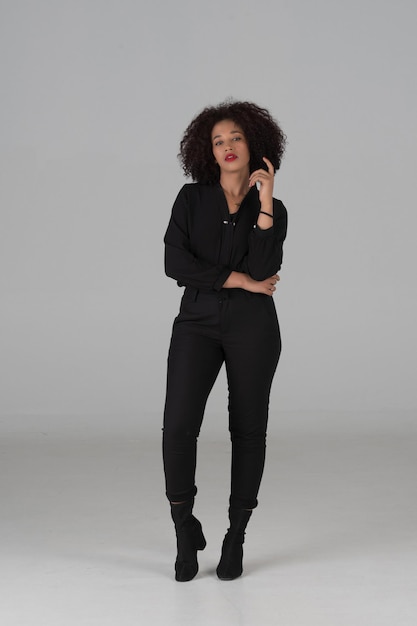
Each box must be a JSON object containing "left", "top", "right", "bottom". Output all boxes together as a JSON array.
[{"left": 225, "top": 154, "right": 237, "bottom": 161}]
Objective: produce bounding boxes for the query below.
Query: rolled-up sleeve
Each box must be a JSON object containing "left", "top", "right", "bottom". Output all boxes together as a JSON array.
[{"left": 236, "top": 200, "right": 288, "bottom": 280}]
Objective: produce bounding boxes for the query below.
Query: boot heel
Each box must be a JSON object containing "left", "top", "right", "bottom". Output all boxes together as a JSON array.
[{"left": 194, "top": 520, "right": 207, "bottom": 551}]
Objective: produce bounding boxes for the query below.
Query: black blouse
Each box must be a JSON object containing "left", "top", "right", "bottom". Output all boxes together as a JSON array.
[{"left": 164, "top": 183, "right": 288, "bottom": 292}]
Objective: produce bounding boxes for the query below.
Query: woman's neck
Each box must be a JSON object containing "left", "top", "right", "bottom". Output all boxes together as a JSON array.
[{"left": 219, "top": 172, "right": 250, "bottom": 199}]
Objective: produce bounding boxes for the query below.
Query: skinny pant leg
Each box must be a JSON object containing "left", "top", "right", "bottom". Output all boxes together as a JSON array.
[
  {"left": 224, "top": 295, "right": 281, "bottom": 510},
  {"left": 163, "top": 321, "right": 224, "bottom": 503}
]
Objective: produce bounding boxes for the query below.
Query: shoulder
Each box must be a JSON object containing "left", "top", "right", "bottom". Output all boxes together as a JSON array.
[
  {"left": 182, "top": 182, "right": 217, "bottom": 195},
  {"left": 174, "top": 182, "right": 219, "bottom": 205}
]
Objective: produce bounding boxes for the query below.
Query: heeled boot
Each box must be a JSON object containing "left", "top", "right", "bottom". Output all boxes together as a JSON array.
[
  {"left": 216, "top": 507, "right": 252, "bottom": 580},
  {"left": 170, "top": 499, "right": 206, "bottom": 582}
]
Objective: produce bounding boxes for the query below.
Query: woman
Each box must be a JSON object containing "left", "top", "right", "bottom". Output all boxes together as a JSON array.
[{"left": 162, "top": 100, "right": 288, "bottom": 581}]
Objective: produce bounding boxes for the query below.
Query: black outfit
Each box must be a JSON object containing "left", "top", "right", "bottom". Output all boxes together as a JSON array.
[{"left": 163, "top": 183, "right": 287, "bottom": 510}]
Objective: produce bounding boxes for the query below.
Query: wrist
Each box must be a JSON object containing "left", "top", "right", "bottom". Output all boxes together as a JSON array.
[{"left": 260, "top": 200, "right": 273, "bottom": 214}]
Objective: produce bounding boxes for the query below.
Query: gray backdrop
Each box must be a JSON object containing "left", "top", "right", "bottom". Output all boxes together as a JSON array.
[{"left": 1, "top": 0, "right": 416, "bottom": 425}]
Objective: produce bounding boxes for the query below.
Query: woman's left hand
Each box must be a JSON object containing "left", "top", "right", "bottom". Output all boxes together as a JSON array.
[{"left": 249, "top": 157, "right": 275, "bottom": 204}]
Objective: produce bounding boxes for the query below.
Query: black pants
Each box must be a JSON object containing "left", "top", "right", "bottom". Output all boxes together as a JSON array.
[{"left": 162, "top": 287, "right": 281, "bottom": 510}]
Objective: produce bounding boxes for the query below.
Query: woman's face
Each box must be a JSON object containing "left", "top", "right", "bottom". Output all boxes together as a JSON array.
[{"left": 211, "top": 119, "right": 250, "bottom": 176}]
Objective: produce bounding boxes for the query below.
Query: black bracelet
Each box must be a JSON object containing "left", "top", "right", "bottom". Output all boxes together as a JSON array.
[{"left": 259, "top": 210, "right": 274, "bottom": 218}]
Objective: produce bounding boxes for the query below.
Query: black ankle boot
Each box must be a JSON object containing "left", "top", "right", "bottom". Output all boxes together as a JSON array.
[
  {"left": 170, "top": 499, "right": 206, "bottom": 582},
  {"left": 216, "top": 507, "right": 252, "bottom": 581}
]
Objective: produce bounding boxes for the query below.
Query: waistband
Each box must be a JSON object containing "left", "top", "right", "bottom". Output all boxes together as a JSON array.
[{"left": 184, "top": 286, "right": 228, "bottom": 301}]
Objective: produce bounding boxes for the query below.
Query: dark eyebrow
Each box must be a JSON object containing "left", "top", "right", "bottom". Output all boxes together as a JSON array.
[{"left": 212, "top": 130, "right": 242, "bottom": 141}]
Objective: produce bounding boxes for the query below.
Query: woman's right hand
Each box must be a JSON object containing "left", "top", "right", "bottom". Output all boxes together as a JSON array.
[{"left": 242, "top": 273, "right": 280, "bottom": 296}]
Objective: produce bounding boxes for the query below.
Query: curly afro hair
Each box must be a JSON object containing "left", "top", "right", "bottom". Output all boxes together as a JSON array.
[{"left": 179, "top": 100, "right": 287, "bottom": 184}]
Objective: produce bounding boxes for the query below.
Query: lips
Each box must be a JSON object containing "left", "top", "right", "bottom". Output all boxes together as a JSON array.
[{"left": 225, "top": 154, "right": 237, "bottom": 162}]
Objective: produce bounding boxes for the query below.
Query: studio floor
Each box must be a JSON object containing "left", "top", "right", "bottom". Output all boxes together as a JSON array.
[{"left": 1, "top": 411, "right": 416, "bottom": 626}]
